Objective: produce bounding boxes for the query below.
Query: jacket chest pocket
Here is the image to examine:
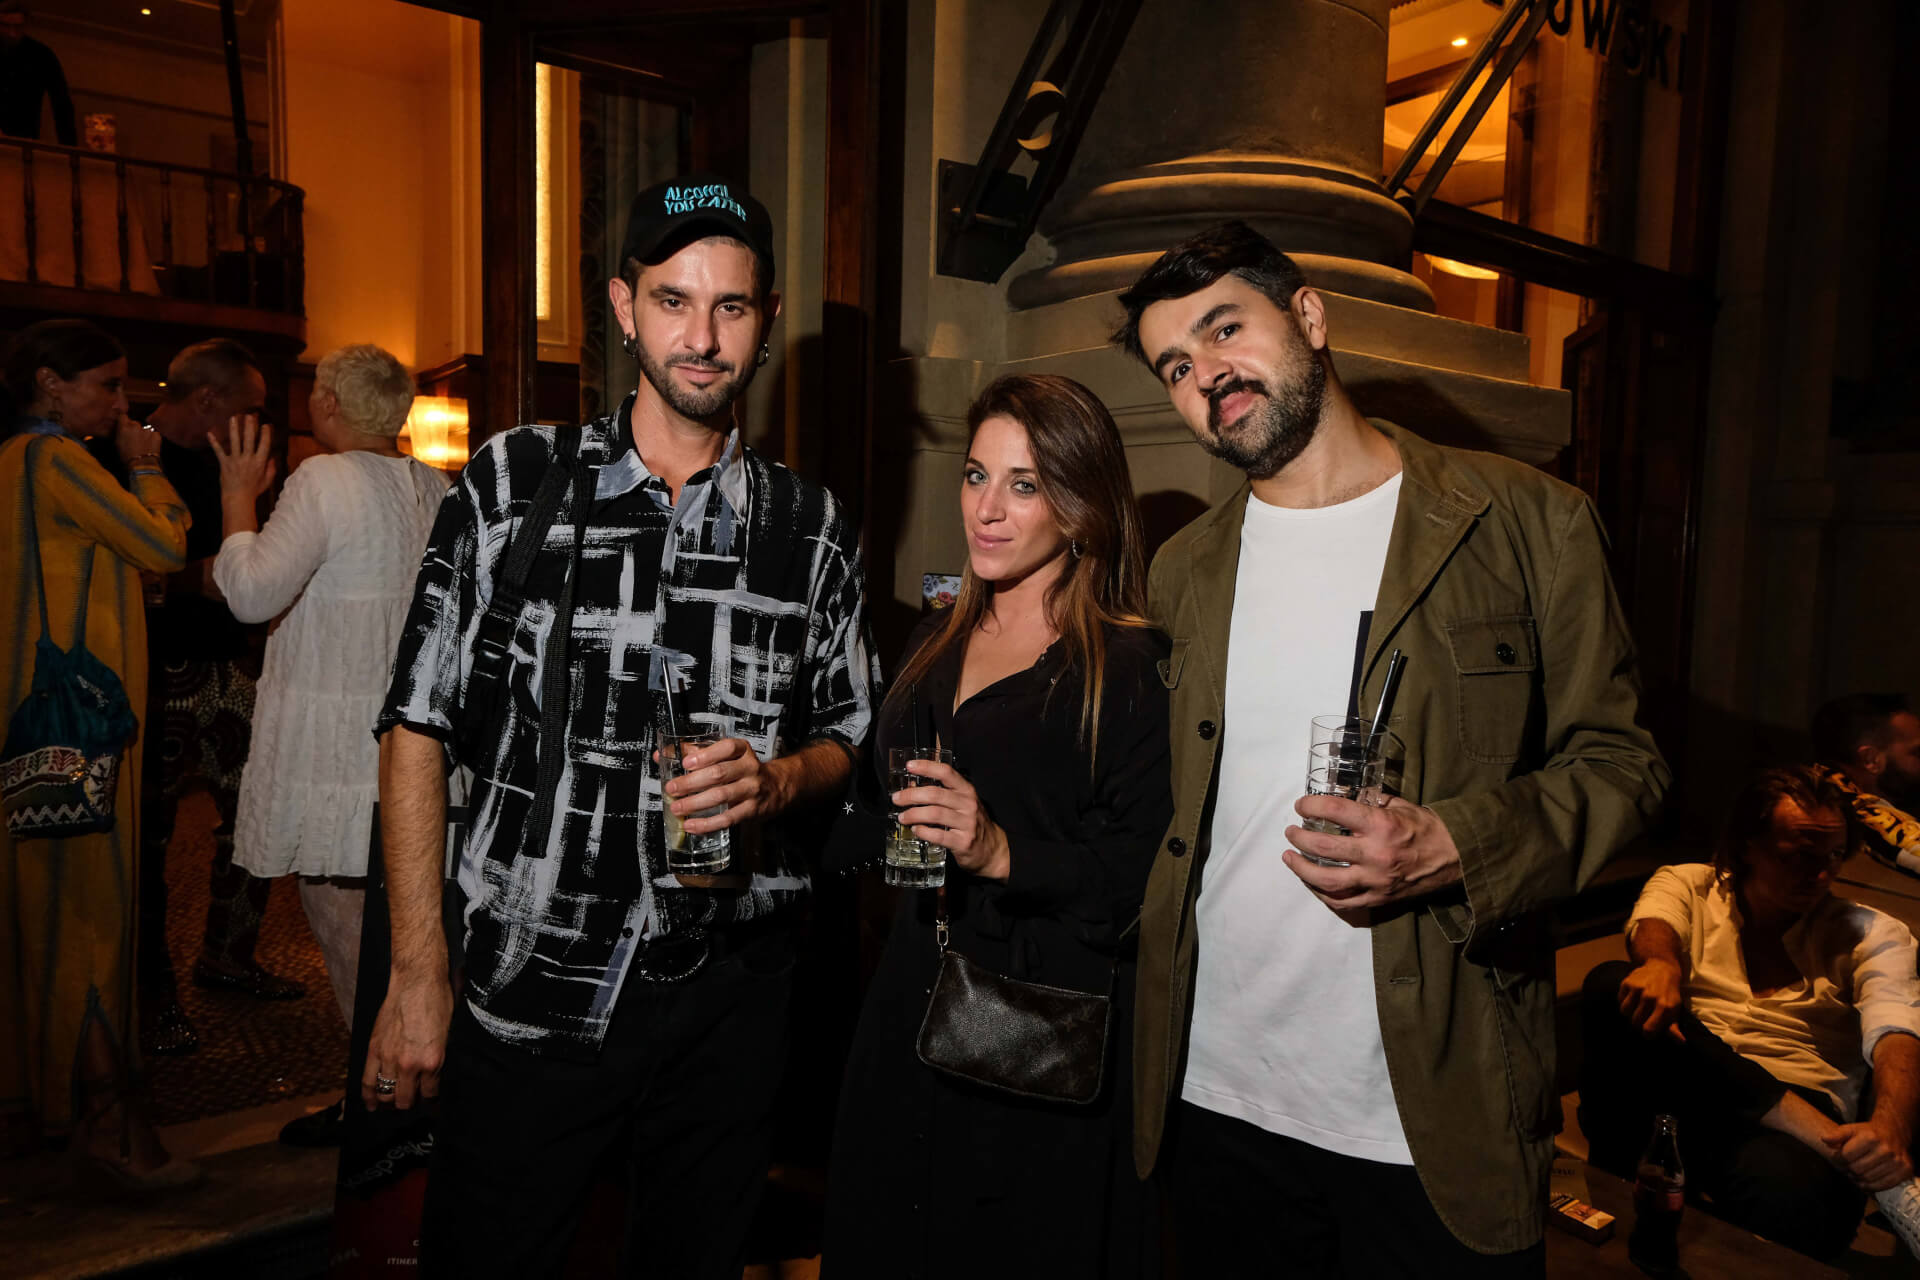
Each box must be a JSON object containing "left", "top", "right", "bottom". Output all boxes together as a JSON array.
[{"left": 1445, "top": 614, "right": 1539, "bottom": 765}]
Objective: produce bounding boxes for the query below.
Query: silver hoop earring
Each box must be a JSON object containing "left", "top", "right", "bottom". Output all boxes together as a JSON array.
[
  {"left": 1070, "top": 539, "right": 1083, "bottom": 560},
  {"left": 621, "top": 332, "right": 638, "bottom": 358},
  {"left": 756, "top": 342, "right": 770, "bottom": 367}
]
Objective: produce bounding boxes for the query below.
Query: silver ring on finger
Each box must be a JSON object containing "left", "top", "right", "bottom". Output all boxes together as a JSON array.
[{"left": 375, "top": 1073, "right": 398, "bottom": 1095}]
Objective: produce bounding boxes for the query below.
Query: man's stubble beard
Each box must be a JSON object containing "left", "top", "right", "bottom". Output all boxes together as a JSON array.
[
  {"left": 634, "top": 343, "right": 759, "bottom": 422},
  {"left": 1199, "top": 345, "right": 1328, "bottom": 480}
]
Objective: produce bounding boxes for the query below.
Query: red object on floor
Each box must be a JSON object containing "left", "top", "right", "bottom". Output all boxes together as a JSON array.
[{"left": 330, "top": 1167, "right": 427, "bottom": 1276}]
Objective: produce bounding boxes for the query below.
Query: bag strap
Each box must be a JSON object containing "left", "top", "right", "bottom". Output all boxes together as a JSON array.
[
  {"left": 21, "top": 437, "right": 53, "bottom": 641},
  {"left": 522, "top": 439, "right": 592, "bottom": 854},
  {"left": 20, "top": 436, "right": 97, "bottom": 646},
  {"left": 931, "top": 882, "right": 1122, "bottom": 993}
]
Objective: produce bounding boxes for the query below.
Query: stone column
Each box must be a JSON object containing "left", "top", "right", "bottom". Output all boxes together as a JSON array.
[
  {"left": 879, "top": 0, "right": 1568, "bottom": 627},
  {"left": 1011, "top": 0, "right": 1432, "bottom": 313}
]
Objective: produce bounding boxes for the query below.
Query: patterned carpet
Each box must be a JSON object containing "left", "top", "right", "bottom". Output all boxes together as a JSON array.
[{"left": 145, "top": 793, "right": 351, "bottom": 1126}]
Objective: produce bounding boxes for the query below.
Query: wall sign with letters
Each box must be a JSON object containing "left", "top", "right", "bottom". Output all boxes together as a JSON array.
[{"left": 1483, "top": 0, "right": 1688, "bottom": 92}]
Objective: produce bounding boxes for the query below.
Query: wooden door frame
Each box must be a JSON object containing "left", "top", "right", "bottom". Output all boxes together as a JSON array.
[{"left": 442, "top": 0, "right": 879, "bottom": 523}]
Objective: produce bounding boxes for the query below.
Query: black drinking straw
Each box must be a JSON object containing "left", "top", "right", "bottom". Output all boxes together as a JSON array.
[
  {"left": 1370, "top": 649, "right": 1406, "bottom": 742},
  {"left": 909, "top": 683, "right": 923, "bottom": 754},
  {"left": 663, "top": 669, "right": 685, "bottom": 746}
]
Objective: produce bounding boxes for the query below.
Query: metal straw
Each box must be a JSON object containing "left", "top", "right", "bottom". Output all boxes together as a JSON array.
[{"left": 1370, "top": 649, "right": 1406, "bottom": 741}]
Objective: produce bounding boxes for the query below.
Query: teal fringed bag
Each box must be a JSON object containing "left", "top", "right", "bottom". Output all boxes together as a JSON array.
[{"left": 1, "top": 438, "right": 138, "bottom": 839}]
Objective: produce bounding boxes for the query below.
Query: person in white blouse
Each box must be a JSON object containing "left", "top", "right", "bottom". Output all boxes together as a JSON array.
[
  {"left": 1579, "top": 764, "right": 1920, "bottom": 1260},
  {"left": 209, "top": 344, "right": 450, "bottom": 1146}
]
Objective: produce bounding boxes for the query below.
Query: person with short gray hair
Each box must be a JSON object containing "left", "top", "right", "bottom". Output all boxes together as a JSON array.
[
  {"left": 313, "top": 344, "right": 417, "bottom": 440},
  {"left": 209, "top": 343, "right": 451, "bottom": 1147}
]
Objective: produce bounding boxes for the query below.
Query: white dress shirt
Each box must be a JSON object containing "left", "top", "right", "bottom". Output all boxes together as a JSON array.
[{"left": 1629, "top": 862, "right": 1920, "bottom": 1120}]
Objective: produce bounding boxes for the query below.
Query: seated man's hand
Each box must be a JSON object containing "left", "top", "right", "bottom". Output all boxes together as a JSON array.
[
  {"left": 663, "top": 738, "right": 787, "bottom": 831},
  {"left": 1824, "top": 1119, "right": 1914, "bottom": 1192},
  {"left": 1284, "top": 795, "right": 1463, "bottom": 912},
  {"left": 1618, "top": 959, "right": 1687, "bottom": 1039}
]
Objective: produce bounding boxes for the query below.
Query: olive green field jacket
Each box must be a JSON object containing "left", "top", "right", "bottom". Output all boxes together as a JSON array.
[{"left": 1134, "top": 420, "right": 1670, "bottom": 1254}]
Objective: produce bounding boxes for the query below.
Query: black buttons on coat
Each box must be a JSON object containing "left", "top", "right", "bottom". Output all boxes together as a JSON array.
[
  {"left": 1197, "top": 720, "right": 1217, "bottom": 740},
  {"left": 1495, "top": 642, "right": 1517, "bottom": 665},
  {"left": 1168, "top": 837, "right": 1188, "bottom": 857}
]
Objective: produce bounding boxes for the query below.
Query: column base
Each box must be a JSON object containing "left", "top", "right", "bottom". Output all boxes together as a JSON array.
[{"left": 1010, "top": 157, "right": 1434, "bottom": 313}]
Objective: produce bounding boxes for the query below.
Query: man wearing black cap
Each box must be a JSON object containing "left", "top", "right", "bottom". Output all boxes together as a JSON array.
[{"left": 368, "top": 174, "right": 877, "bottom": 1277}]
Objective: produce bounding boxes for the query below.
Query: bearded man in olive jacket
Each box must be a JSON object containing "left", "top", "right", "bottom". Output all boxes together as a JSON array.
[{"left": 1113, "top": 221, "right": 1669, "bottom": 1277}]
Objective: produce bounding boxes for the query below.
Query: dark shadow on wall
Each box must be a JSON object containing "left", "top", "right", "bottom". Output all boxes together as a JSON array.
[
  {"left": 1138, "top": 488, "right": 1209, "bottom": 560},
  {"left": 1343, "top": 375, "right": 1515, "bottom": 457},
  {"left": 743, "top": 330, "right": 829, "bottom": 483},
  {"left": 864, "top": 354, "right": 936, "bottom": 665}
]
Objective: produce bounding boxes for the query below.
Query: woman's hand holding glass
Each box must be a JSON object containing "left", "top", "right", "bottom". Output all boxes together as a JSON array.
[
  {"left": 893, "top": 759, "right": 1010, "bottom": 881},
  {"left": 114, "top": 414, "right": 159, "bottom": 466}
]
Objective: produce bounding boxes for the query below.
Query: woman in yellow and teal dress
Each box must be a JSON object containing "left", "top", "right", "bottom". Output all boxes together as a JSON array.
[{"left": 0, "top": 318, "right": 198, "bottom": 1192}]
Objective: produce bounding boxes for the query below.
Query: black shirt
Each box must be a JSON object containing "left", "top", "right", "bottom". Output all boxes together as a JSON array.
[
  {"left": 0, "top": 37, "right": 77, "bottom": 146},
  {"left": 823, "top": 617, "right": 1172, "bottom": 1277},
  {"left": 88, "top": 433, "right": 251, "bottom": 662}
]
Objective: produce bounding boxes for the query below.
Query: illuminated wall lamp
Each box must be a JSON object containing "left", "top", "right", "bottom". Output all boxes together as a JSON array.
[
  {"left": 1428, "top": 255, "right": 1500, "bottom": 281},
  {"left": 401, "top": 395, "right": 470, "bottom": 471}
]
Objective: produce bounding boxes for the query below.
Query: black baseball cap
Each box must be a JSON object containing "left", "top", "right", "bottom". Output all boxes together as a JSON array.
[{"left": 620, "top": 173, "right": 775, "bottom": 292}]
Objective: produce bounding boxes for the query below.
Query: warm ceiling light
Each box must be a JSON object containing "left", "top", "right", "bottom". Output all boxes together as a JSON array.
[
  {"left": 140, "top": 7, "right": 152, "bottom": 13},
  {"left": 1451, "top": 35, "right": 1469, "bottom": 47},
  {"left": 1428, "top": 255, "right": 1499, "bottom": 281}
]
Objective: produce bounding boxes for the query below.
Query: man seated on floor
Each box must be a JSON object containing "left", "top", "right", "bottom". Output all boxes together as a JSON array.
[
  {"left": 1813, "top": 692, "right": 1920, "bottom": 878},
  {"left": 1579, "top": 764, "right": 1920, "bottom": 1261}
]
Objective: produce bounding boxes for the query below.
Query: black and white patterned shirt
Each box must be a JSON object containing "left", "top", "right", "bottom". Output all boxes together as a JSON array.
[{"left": 377, "top": 393, "right": 877, "bottom": 1057}]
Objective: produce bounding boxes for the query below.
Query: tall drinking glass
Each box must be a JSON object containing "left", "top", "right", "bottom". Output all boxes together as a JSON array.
[
  {"left": 1300, "top": 715, "right": 1404, "bottom": 865},
  {"left": 886, "top": 745, "right": 955, "bottom": 888},
  {"left": 659, "top": 730, "right": 731, "bottom": 873}
]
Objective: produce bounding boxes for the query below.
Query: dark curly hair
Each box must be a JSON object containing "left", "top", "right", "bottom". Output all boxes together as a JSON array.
[{"left": 1111, "top": 220, "right": 1310, "bottom": 367}]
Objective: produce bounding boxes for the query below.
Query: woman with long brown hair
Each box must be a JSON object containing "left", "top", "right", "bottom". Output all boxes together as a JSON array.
[{"left": 824, "top": 374, "right": 1172, "bottom": 1278}]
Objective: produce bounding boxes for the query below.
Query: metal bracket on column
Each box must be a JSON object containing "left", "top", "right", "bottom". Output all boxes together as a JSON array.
[
  {"left": 936, "top": 0, "right": 1141, "bottom": 283},
  {"left": 1386, "top": 0, "right": 1554, "bottom": 220}
]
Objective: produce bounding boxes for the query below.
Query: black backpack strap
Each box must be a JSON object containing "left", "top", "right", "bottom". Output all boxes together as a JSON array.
[
  {"left": 455, "top": 424, "right": 582, "bottom": 769},
  {"left": 522, "top": 443, "right": 593, "bottom": 857},
  {"left": 497, "top": 424, "right": 581, "bottom": 606}
]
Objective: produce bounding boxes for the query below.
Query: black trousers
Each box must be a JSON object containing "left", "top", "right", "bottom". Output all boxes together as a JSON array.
[
  {"left": 420, "top": 932, "right": 796, "bottom": 1279},
  {"left": 1578, "top": 959, "right": 1865, "bottom": 1259},
  {"left": 1166, "top": 1101, "right": 1546, "bottom": 1278}
]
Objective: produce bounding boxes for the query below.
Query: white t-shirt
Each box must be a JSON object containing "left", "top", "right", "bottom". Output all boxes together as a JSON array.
[{"left": 1181, "top": 471, "right": 1411, "bottom": 1165}]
